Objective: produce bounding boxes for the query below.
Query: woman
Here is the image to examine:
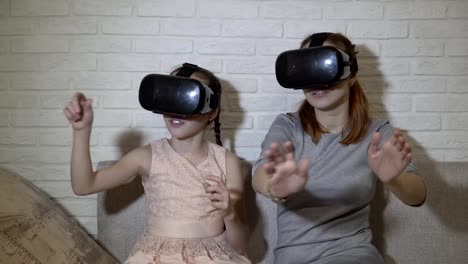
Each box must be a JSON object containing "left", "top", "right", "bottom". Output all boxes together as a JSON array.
[{"left": 252, "top": 33, "right": 426, "bottom": 264}]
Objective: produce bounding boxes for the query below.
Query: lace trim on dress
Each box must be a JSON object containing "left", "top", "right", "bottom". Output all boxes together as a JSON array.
[{"left": 130, "top": 232, "right": 237, "bottom": 261}]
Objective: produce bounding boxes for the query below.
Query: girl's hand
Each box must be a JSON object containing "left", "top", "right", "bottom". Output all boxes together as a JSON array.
[
  {"left": 63, "top": 92, "right": 94, "bottom": 131},
  {"left": 204, "top": 175, "right": 231, "bottom": 215},
  {"left": 368, "top": 128, "right": 412, "bottom": 184},
  {"left": 263, "top": 141, "right": 310, "bottom": 198}
]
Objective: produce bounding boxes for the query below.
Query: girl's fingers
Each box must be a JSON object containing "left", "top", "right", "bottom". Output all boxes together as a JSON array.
[
  {"left": 209, "top": 193, "right": 225, "bottom": 201},
  {"left": 205, "top": 175, "right": 221, "bottom": 183},
  {"left": 64, "top": 108, "right": 74, "bottom": 121},
  {"left": 66, "top": 105, "right": 81, "bottom": 121},
  {"left": 211, "top": 201, "right": 227, "bottom": 209},
  {"left": 71, "top": 93, "right": 84, "bottom": 114},
  {"left": 205, "top": 185, "right": 224, "bottom": 194}
]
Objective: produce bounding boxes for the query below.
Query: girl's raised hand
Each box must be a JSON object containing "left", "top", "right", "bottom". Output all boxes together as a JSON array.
[
  {"left": 368, "top": 128, "right": 412, "bottom": 184},
  {"left": 263, "top": 141, "right": 310, "bottom": 198},
  {"left": 204, "top": 175, "right": 231, "bottom": 215},
  {"left": 63, "top": 92, "right": 94, "bottom": 131}
]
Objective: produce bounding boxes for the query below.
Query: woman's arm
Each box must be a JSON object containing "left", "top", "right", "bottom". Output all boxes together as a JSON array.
[
  {"left": 368, "top": 128, "right": 426, "bottom": 206},
  {"left": 252, "top": 165, "right": 270, "bottom": 196},
  {"left": 386, "top": 171, "right": 426, "bottom": 206},
  {"left": 253, "top": 142, "right": 309, "bottom": 200}
]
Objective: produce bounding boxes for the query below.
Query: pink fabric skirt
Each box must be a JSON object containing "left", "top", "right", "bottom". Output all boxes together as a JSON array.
[{"left": 124, "top": 232, "right": 251, "bottom": 264}]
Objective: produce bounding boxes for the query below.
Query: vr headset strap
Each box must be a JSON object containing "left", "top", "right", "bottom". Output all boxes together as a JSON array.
[
  {"left": 176, "top": 62, "right": 199, "bottom": 77},
  {"left": 308, "top": 32, "right": 332, "bottom": 47}
]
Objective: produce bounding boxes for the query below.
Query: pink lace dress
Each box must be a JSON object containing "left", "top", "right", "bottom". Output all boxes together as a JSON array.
[{"left": 124, "top": 138, "right": 251, "bottom": 264}]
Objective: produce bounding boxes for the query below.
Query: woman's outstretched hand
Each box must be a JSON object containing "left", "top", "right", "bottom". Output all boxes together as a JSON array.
[
  {"left": 368, "top": 128, "right": 412, "bottom": 184},
  {"left": 263, "top": 141, "right": 310, "bottom": 198}
]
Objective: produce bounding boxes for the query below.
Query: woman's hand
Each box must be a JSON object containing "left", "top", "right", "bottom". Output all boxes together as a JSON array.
[
  {"left": 63, "top": 92, "right": 94, "bottom": 131},
  {"left": 368, "top": 128, "right": 412, "bottom": 184},
  {"left": 263, "top": 141, "right": 310, "bottom": 198},
  {"left": 204, "top": 175, "right": 231, "bottom": 215}
]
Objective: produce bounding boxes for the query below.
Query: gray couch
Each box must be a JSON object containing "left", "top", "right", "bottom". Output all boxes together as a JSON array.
[{"left": 96, "top": 161, "right": 468, "bottom": 263}]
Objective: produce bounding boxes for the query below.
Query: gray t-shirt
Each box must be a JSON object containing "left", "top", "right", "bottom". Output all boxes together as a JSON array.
[{"left": 253, "top": 113, "right": 417, "bottom": 264}]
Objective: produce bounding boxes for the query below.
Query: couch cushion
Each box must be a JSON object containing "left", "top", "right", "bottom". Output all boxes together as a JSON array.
[
  {"left": 370, "top": 161, "right": 468, "bottom": 264},
  {"left": 96, "top": 161, "right": 468, "bottom": 264}
]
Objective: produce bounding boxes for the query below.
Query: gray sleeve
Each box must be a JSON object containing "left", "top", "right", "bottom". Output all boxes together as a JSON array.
[
  {"left": 252, "top": 113, "right": 296, "bottom": 177},
  {"left": 375, "top": 120, "right": 418, "bottom": 174}
]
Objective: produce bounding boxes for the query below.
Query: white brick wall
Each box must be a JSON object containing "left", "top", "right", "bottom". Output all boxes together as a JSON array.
[{"left": 1, "top": 0, "right": 467, "bottom": 238}]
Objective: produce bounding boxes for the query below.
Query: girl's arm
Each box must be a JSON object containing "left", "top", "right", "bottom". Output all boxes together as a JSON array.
[
  {"left": 65, "top": 92, "right": 150, "bottom": 196},
  {"left": 223, "top": 151, "right": 249, "bottom": 255},
  {"left": 205, "top": 151, "right": 249, "bottom": 255},
  {"left": 71, "top": 132, "right": 150, "bottom": 195}
]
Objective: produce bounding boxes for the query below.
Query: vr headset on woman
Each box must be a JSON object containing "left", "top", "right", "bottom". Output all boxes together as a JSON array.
[
  {"left": 139, "top": 63, "right": 220, "bottom": 117},
  {"left": 275, "top": 32, "right": 358, "bottom": 89}
]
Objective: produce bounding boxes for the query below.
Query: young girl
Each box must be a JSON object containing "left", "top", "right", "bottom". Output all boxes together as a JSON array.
[
  {"left": 252, "top": 33, "right": 426, "bottom": 263},
  {"left": 64, "top": 64, "right": 251, "bottom": 263}
]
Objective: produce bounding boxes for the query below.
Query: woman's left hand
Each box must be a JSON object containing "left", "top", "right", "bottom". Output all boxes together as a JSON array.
[
  {"left": 204, "top": 175, "right": 231, "bottom": 215},
  {"left": 368, "top": 128, "right": 412, "bottom": 184}
]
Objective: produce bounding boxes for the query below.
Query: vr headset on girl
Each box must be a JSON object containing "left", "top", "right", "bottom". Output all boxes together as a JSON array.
[
  {"left": 139, "top": 63, "right": 220, "bottom": 117},
  {"left": 275, "top": 32, "right": 359, "bottom": 89}
]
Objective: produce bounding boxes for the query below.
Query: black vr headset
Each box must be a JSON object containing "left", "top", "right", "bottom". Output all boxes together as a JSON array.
[
  {"left": 139, "top": 63, "right": 220, "bottom": 117},
  {"left": 275, "top": 32, "right": 358, "bottom": 89}
]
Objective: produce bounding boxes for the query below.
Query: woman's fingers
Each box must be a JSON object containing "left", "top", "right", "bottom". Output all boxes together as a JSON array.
[
  {"left": 264, "top": 143, "right": 279, "bottom": 162},
  {"left": 297, "top": 159, "right": 310, "bottom": 178},
  {"left": 263, "top": 162, "right": 276, "bottom": 175},
  {"left": 283, "top": 141, "right": 295, "bottom": 161}
]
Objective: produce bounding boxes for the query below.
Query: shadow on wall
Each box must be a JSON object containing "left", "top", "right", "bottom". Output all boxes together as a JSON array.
[
  {"left": 220, "top": 78, "right": 268, "bottom": 261},
  {"left": 102, "top": 130, "right": 145, "bottom": 214}
]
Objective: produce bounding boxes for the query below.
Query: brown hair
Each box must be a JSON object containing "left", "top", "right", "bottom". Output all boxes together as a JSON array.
[
  {"left": 171, "top": 66, "right": 223, "bottom": 146},
  {"left": 298, "top": 33, "right": 370, "bottom": 145}
]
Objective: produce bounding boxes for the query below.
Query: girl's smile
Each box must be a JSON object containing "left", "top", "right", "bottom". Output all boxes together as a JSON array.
[{"left": 167, "top": 118, "right": 185, "bottom": 128}]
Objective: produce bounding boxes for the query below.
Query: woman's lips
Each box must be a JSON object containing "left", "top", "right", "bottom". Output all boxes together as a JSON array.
[{"left": 311, "top": 90, "right": 330, "bottom": 97}]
